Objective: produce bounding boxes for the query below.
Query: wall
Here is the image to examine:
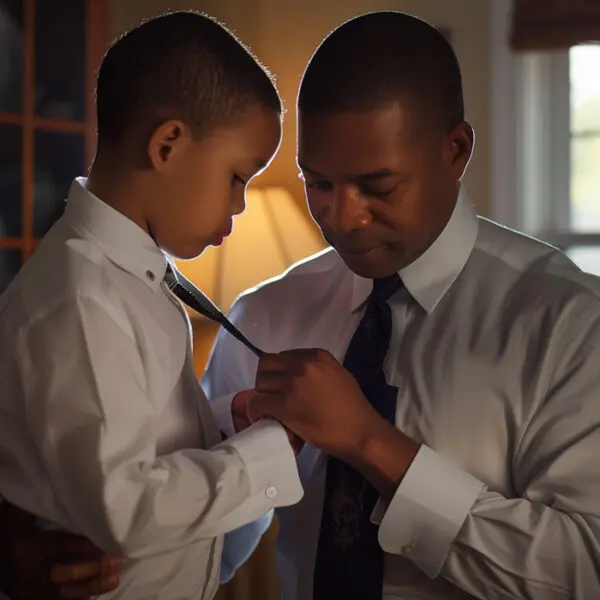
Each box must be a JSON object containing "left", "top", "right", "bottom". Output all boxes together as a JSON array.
[{"left": 109, "top": 0, "right": 491, "bottom": 217}]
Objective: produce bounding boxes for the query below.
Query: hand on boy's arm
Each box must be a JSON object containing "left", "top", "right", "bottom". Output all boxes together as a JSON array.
[{"left": 0, "top": 501, "right": 122, "bottom": 600}]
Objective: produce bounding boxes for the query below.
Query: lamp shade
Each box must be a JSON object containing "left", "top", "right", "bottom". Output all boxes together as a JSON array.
[{"left": 175, "top": 186, "right": 326, "bottom": 318}]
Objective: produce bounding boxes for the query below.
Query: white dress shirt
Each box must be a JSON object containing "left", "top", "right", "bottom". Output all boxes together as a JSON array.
[
  {"left": 204, "top": 187, "right": 600, "bottom": 600},
  {"left": 0, "top": 178, "right": 303, "bottom": 600}
]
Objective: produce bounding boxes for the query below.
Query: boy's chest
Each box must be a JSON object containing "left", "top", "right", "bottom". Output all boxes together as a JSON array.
[{"left": 125, "top": 282, "right": 221, "bottom": 454}]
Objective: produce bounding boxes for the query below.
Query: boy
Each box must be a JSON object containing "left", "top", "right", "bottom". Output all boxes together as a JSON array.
[{"left": 0, "top": 11, "right": 302, "bottom": 600}]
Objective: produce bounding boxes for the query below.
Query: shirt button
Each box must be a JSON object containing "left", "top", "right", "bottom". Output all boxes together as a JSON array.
[
  {"left": 266, "top": 486, "right": 277, "bottom": 499},
  {"left": 146, "top": 270, "right": 155, "bottom": 281},
  {"left": 401, "top": 540, "right": 417, "bottom": 555}
]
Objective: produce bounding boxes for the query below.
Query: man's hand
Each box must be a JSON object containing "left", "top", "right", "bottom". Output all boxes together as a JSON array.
[
  {"left": 249, "top": 349, "right": 420, "bottom": 499},
  {"left": 0, "top": 501, "right": 122, "bottom": 600},
  {"left": 232, "top": 389, "right": 304, "bottom": 454},
  {"left": 232, "top": 389, "right": 255, "bottom": 433},
  {"left": 249, "top": 349, "right": 379, "bottom": 457}
]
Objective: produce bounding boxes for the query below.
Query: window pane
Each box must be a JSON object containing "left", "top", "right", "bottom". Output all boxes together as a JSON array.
[
  {"left": 570, "top": 135, "right": 600, "bottom": 231},
  {"left": 35, "top": 0, "right": 86, "bottom": 121},
  {"left": 0, "top": 248, "right": 22, "bottom": 292},
  {"left": 0, "top": 0, "right": 23, "bottom": 114},
  {"left": 570, "top": 45, "right": 600, "bottom": 232},
  {"left": 566, "top": 246, "right": 600, "bottom": 276},
  {"left": 34, "top": 131, "right": 84, "bottom": 237},
  {"left": 570, "top": 45, "right": 600, "bottom": 134},
  {"left": 0, "top": 124, "right": 22, "bottom": 236}
]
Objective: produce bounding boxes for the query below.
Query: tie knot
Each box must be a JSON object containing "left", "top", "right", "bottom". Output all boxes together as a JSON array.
[{"left": 372, "top": 274, "right": 403, "bottom": 304}]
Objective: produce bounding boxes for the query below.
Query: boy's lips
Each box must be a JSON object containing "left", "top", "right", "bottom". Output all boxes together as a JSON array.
[{"left": 210, "top": 222, "right": 233, "bottom": 246}]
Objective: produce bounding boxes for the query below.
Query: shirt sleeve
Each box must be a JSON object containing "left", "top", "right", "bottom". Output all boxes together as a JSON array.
[
  {"left": 377, "top": 306, "right": 600, "bottom": 599},
  {"left": 11, "top": 296, "right": 303, "bottom": 559}
]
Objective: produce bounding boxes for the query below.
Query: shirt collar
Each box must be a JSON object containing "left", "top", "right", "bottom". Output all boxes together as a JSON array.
[
  {"left": 63, "top": 177, "right": 168, "bottom": 290},
  {"left": 350, "top": 186, "right": 479, "bottom": 313}
]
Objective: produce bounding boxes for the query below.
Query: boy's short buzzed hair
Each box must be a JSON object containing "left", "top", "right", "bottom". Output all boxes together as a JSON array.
[{"left": 96, "top": 11, "right": 281, "bottom": 145}]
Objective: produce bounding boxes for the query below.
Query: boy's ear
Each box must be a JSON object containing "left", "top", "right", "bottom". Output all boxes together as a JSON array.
[{"left": 147, "top": 120, "right": 189, "bottom": 172}]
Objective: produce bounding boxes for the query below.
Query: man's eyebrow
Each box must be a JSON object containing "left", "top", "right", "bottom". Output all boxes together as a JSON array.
[
  {"left": 352, "top": 168, "right": 398, "bottom": 181},
  {"left": 298, "top": 163, "right": 400, "bottom": 181},
  {"left": 297, "top": 162, "right": 323, "bottom": 177}
]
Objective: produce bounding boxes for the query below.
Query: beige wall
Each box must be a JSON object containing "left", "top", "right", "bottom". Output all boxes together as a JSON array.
[{"left": 109, "top": 0, "right": 491, "bottom": 217}]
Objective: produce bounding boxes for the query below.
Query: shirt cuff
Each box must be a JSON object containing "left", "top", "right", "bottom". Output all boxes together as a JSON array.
[
  {"left": 378, "top": 444, "right": 485, "bottom": 578},
  {"left": 218, "top": 418, "right": 303, "bottom": 509},
  {"left": 210, "top": 393, "right": 236, "bottom": 438}
]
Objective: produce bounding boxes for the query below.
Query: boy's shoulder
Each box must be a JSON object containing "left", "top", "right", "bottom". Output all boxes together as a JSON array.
[{"left": 0, "top": 232, "right": 124, "bottom": 333}]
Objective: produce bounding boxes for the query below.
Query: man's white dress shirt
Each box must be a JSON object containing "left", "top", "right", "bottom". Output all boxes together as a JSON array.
[
  {"left": 0, "top": 178, "right": 303, "bottom": 600},
  {"left": 205, "top": 188, "right": 600, "bottom": 600}
]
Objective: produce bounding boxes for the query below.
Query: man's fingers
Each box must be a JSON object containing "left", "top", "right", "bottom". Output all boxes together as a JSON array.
[
  {"left": 256, "top": 349, "right": 323, "bottom": 381},
  {"left": 59, "top": 574, "right": 120, "bottom": 599},
  {"left": 233, "top": 389, "right": 255, "bottom": 402},
  {"left": 51, "top": 556, "right": 122, "bottom": 585},
  {"left": 247, "top": 392, "right": 283, "bottom": 422},
  {"left": 255, "top": 370, "right": 288, "bottom": 393},
  {"left": 256, "top": 352, "right": 298, "bottom": 375},
  {"left": 232, "top": 389, "right": 259, "bottom": 429}
]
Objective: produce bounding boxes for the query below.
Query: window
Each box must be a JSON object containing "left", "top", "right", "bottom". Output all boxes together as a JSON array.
[
  {"left": 500, "top": 45, "right": 600, "bottom": 275},
  {"left": 490, "top": 0, "right": 600, "bottom": 276},
  {"left": 566, "top": 45, "right": 600, "bottom": 273},
  {"left": 0, "top": 0, "right": 107, "bottom": 291},
  {"left": 505, "top": 44, "right": 600, "bottom": 275}
]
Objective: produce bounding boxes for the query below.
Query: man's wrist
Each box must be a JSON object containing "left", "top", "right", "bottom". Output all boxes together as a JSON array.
[{"left": 345, "top": 417, "right": 420, "bottom": 501}]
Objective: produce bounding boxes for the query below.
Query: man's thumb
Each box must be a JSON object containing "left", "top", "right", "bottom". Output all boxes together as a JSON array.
[
  {"left": 232, "top": 389, "right": 255, "bottom": 412},
  {"left": 247, "top": 392, "right": 280, "bottom": 423}
]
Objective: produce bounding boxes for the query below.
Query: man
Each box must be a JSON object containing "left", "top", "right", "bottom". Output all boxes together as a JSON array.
[
  {"left": 206, "top": 10, "right": 600, "bottom": 600},
  {"left": 3, "top": 10, "right": 600, "bottom": 600}
]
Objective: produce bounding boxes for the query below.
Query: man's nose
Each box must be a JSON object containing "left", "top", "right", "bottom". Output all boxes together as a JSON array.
[{"left": 329, "top": 185, "right": 372, "bottom": 233}]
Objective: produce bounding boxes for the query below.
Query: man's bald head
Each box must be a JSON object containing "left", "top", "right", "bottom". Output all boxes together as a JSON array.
[{"left": 298, "top": 11, "right": 464, "bottom": 135}]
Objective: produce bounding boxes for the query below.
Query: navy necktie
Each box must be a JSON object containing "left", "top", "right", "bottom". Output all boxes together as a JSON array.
[{"left": 313, "top": 274, "right": 403, "bottom": 600}]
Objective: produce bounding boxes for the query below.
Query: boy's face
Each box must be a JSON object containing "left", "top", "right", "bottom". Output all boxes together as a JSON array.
[
  {"left": 148, "top": 105, "right": 282, "bottom": 260},
  {"left": 297, "top": 104, "right": 473, "bottom": 279}
]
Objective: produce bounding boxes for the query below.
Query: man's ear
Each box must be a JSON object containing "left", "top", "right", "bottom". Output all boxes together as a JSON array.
[
  {"left": 446, "top": 121, "right": 474, "bottom": 180},
  {"left": 147, "top": 119, "right": 189, "bottom": 173}
]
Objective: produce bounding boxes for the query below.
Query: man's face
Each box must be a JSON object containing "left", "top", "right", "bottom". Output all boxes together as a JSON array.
[{"left": 298, "top": 104, "right": 473, "bottom": 279}]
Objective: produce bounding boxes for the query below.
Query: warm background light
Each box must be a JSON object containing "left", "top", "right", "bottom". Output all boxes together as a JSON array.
[
  {"left": 175, "top": 186, "right": 326, "bottom": 317},
  {"left": 176, "top": 184, "right": 326, "bottom": 390}
]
